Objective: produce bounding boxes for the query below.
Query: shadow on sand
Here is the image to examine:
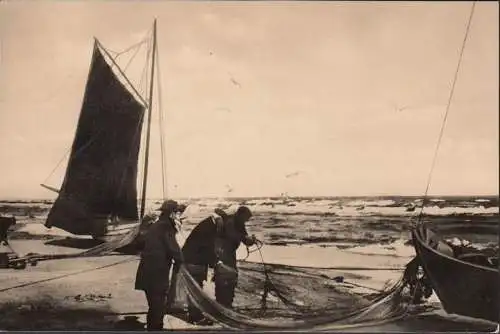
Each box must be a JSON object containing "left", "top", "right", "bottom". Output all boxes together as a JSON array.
[
  {"left": 0, "top": 297, "right": 143, "bottom": 331},
  {"left": 1, "top": 297, "right": 496, "bottom": 332},
  {"left": 344, "top": 312, "right": 497, "bottom": 333},
  {"left": 114, "top": 316, "right": 146, "bottom": 330},
  {"left": 398, "top": 312, "right": 497, "bottom": 332}
]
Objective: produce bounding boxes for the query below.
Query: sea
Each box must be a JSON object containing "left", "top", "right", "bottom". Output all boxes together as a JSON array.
[{"left": 2, "top": 195, "right": 498, "bottom": 254}]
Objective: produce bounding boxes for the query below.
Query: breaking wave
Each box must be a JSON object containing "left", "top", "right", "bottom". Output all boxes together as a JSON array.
[{"left": 2, "top": 195, "right": 498, "bottom": 256}]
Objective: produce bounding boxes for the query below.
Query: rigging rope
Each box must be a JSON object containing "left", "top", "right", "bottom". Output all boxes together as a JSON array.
[
  {"left": 41, "top": 127, "right": 108, "bottom": 188},
  {"left": 139, "top": 37, "right": 153, "bottom": 99},
  {"left": 155, "top": 33, "right": 168, "bottom": 200},
  {"left": 97, "top": 41, "right": 148, "bottom": 107},
  {"left": 417, "top": 1, "right": 476, "bottom": 223},
  {"left": 116, "top": 31, "right": 156, "bottom": 206},
  {"left": 104, "top": 27, "right": 150, "bottom": 61},
  {"left": 41, "top": 145, "right": 72, "bottom": 186},
  {"left": 123, "top": 42, "right": 144, "bottom": 74}
]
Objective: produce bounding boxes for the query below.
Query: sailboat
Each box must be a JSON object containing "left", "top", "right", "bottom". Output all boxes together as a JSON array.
[{"left": 41, "top": 20, "right": 162, "bottom": 244}]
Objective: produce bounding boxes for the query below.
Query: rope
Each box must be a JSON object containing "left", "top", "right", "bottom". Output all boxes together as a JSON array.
[
  {"left": 42, "top": 126, "right": 108, "bottom": 188},
  {"left": 96, "top": 41, "right": 148, "bottom": 107},
  {"left": 41, "top": 145, "right": 72, "bottom": 186},
  {"left": 253, "top": 240, "right": 310, "bottom": 313},
  {"left": 339, "top": 280, "right": 385, "bottom": 293},
  {"left": 139, "top": 36, "right": 153, "bottom": 99},
  {"left": 241, "top": 260, "right": 403, "bottom": 271},
  {"left": 105, "top": 37, "right": 149, "bottom": 61},
  {"left": 0, "top": 256, "right": 137, "bottom": 293},
  {"left": 417, "top": 1, "right": 476, "bottom": 223},
  {"left": 113, "top": 29, "right": 155, "bottom": 202},
  {"left": 136, "top": 33, "right": 154, "bottom": 208},
  {"left": 155, "top": 34, "right": 168, "bottom": 200},
  {"left": 123, "top": 42, "right": 144, "bottom": 74},
  {"left": 239, "top": 239, "right": 264, "bottom": 261}
]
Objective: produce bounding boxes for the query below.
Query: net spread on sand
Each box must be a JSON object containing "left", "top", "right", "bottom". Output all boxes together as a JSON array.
[
  {"left": 164, "top": 255, "right": 410, "bottom": 330},
  {"left": 8, "top": 225, "right": 410, "bottom": 330},
  {"left": 173, "top": 263, "right": 408, "bottom": 330}
]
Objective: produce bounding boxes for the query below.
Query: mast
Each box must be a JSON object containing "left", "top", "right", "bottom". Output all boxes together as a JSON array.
[{"left": 140, "top": 19, "right": 157, "bottom": 220}]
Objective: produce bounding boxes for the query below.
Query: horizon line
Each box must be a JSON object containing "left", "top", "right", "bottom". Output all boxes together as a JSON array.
[{"left": 0, "top": 193, "right": 498, "bottom": 202}]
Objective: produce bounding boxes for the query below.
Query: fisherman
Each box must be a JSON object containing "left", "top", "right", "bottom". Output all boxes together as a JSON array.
[
  {"left": 213, "top": 206, "right": 257, "bottom": 308},
  {"left": 0, "top": 216, "right": 16, "bottom": 268},
  {"left": 134, "top": 200, "right": 186, "bottom": 331},
  {"left": 0, "top": 216, "right": 16, "bottom": 245},
  {"left": 181, "top": 206, "right": 256, "bottom": 324},
  {"left": 402, "top": 256, "right": 433, "bottom": 304},
  {"left": 179, "top": 212, "right": 220, "bottom": 325}
]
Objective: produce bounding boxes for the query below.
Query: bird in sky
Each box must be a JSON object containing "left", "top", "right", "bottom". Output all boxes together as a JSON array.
[
  {"left": 228, "top": 72, "right": 241, "bottom": 88},
  {"left": 285, "top": 171, "right": 303, "bottom": 178}
]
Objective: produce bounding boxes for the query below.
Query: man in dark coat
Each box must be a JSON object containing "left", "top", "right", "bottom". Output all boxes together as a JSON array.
[
  {"left": 135, "top": 200, "right": 185, "bottom": 331},
  {"left": 181, "top": 206, "right": 256, "bottom": 324},
  {"left": 0, "top": 216, "right": 16, "bottom": 245},
  {"left": 213, "top": 206, "right": 256, "bottom": 308}
]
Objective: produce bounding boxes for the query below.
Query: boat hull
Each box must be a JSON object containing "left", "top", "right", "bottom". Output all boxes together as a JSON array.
[
  {"left": 411, "top": 222, "right": 499, "bottom": 323},
  {"left": 93, "top": 220, "right": 141, "bottom": 242}
]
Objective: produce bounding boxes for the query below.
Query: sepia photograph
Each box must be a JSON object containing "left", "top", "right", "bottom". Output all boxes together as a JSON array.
[{"left": 0, "top": 1, "right": 498, "bottom": 332}]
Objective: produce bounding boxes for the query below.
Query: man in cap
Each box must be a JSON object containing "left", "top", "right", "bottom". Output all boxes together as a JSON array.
[
  {"left": 181, "top": 205, "right": 256, "bottom": 324},
  {"left": 213, "top": 206, "right": 256, "bottom": 308},
  {"left": 135, "top": 199, "right": 186, "bottom": 331}
]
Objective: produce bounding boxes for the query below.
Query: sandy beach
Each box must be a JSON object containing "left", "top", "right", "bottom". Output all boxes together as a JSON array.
[
  {"left": 0, "top": 197, "right": 498, "bottom": 331},
  {"left": 0, "top": 240, "right": 496, "bottom": 331}
]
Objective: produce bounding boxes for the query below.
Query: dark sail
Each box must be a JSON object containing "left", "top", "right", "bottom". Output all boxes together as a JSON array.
[{"left": 46, "top": 43, "right": 145, "bottom": 235}]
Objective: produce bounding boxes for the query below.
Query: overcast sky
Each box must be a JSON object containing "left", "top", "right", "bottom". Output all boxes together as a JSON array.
[{"left": 0, "top": 1, "right": 498, "bottom": 199}]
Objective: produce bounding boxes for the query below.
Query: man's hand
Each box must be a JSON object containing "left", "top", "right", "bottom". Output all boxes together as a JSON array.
[{"left": 243, "top": 234, "right": 257, "bottom": 246}]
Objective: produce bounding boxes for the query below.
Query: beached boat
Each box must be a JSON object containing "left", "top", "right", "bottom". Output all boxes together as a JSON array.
[
  {"left": 41, "top": 21, "right": 162, "bottom": 243},
  {"left": 411, "top": 220, "right": 499, "bottom": 323},
  {"left": 407, "top": 1, "right": 499, "bottom": 325}
]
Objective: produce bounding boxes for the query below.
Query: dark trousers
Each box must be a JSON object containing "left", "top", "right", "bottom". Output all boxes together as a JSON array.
[
  {"left": 144, "top": 287, "right": 167, "bottom": 331},
  {"left": 186, "top": 264, "right": 207, "bottom": 323},
  {"left": 214, "top": 275, "right": 237, "bottom": 308},
  {"left": 187, "top": 277, "right": 205, "bottom": 322},
  {"left": 0, "top": 227, "right": 9, "bottom": 244}
]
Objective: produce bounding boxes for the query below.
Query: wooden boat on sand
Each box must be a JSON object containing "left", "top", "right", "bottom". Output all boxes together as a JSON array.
[{"left": 411, "top": 220, "right": 499, "bottom": 323}]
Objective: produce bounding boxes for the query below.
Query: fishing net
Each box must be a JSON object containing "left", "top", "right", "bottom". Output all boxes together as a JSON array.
[
  {"left": 7, "top": 224, "right": 145, "bottom": 266},
  {"left": 168, "top": 259, "right": 410, "bottom": 330},
  {"left": 7, "top": 223, "right": 412, "bottom": 330}
]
